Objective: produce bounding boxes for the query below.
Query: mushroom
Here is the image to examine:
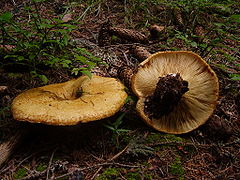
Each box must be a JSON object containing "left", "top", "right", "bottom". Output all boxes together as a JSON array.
[
  {"left": 12, "top": 75, "right": 127, "bottom": 125},
  {"left": 131, "top": 51, "right": 219, "bottom": 134}
]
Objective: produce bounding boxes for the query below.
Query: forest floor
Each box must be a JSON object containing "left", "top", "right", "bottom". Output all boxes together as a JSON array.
[{"left": 0, "top": 0, "right": 239, "bottom": 179}]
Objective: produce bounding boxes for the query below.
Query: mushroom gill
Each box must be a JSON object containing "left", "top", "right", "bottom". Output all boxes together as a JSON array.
[{"left": 132, "top": 51, "right": 219, "bottom": 134}]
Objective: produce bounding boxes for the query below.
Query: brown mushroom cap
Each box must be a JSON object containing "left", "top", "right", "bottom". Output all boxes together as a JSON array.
[
  {"left": 12, "top": 75, "right": 127, "bottom": 125},
  {"left": 132, "top": 51, "right": 219, "bottom": 134}
]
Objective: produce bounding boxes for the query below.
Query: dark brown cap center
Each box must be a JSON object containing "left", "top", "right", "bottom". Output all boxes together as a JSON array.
[{"left": 144, "top": 73, "right": 189, "bottom": 119}]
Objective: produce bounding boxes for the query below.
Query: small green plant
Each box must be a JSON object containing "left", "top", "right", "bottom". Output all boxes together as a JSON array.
[
  {"left": 230, "top": 74, "right": 240, "bottom": 81},
  {"left": 104, "top": 112, "right": 129, "bottom": 134},
  {"left": 169, "top": 156, "right": 185, "bottom": 180},
  {"left": 0, "top": 1, "right": 102, "bottom": 83},
  {"left": 104, "top": 112, "right": 130, "bottom": 146},
  {"left": 174, "top": 30, "right": 198, "bottom": 48},
  {"left": 14, "top": 168, "right": 27, "bottom": 179}
]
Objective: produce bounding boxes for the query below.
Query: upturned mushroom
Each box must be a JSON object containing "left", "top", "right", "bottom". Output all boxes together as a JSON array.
[
  {"left": 12, "top": 75, "right": 127, "bottom": 125},
  {"left": 131, "top": 51, "right": 219, "bottom": 134}
]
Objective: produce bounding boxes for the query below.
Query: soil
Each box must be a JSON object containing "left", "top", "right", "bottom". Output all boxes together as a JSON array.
[
  {"left": 144, "top": 73, "right": 189, "bottom": 119},
  {"left": 0, "top": 0, "right": 239, "bottom": 180}
]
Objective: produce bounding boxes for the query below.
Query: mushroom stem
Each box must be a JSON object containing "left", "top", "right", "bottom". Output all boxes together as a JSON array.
[{"left": 144, "top": 73, "right": 189, "bottom": 119}]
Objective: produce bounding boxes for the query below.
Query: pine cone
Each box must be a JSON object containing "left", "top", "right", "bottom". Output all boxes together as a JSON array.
[
  {"left": 201, "top": 115, "right": 233, "bottom": 141},
  {"left": 118, "top": 66, "right": 134, "bottom": 88},
  {"left": 98, "top": 21, "right": 112, "bottom": 46},
  {"left": 149, "top": 24, "right": 165, "bottom": 39},
  {"left": 194, "top": 25, "right": 206, "bottom": 42},
  {"left": 173, "top": 7, "right": 184, "bottom": 28},
  {"left": 109, "top": 27, "right": 148, "bottom": 43},
  {"left": 130, "top": 45, "right": 151, "bottom": 62}
]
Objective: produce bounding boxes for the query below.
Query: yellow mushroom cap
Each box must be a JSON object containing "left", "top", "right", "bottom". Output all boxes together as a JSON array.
[
  {"left": 132, "top": 51, "right": 219, "bottom": 134},
  {"left": 12, "top": 75, "right": 127, "bottom": 125}
]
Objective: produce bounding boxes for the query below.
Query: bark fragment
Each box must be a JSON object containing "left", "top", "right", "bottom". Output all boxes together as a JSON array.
[{"left": 98, "top": 21, "right": 112, "bottom": 46}]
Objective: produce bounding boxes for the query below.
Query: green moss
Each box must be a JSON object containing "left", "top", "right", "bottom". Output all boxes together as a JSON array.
[
  {"left": 169, "top": 156, "right": 185, "bottom": 180},
  {"left": 146, "top": 133, "right": 163, "bottom": 144},
  {"left": 124, "top": 168, "right": 153, "bottom": 180},
  {"left": 96, "top": 168, "right": 121, "bottom": 180},
  {"left": 14, "top": 168, "right": 27, "bottom": 179},
  {"left": 145, "top": 133, "right": 186, "bottom": 152},
  {"left": 125, "top": 172, "right": 153, "bottom": 180},
  {"left": 144, "top": 173, "right": 153, "bottom": 180},
  {"left": 111, "top": 35, "right": 118, "bottom": 41},
  {"left": 36, "top": 163, "right": 47, "bottom": 172},
  {"left": 164, "top": 134, "right": 184, "bottom": 142},
  {"left": 7, "top": 73, "right": 23, "bottom": 78},
  {"left": 146, "top": 133, "right": 184, "bottom": 145},
  {"left": 126, "top": 172, "right": 141, "bottom": 180}
]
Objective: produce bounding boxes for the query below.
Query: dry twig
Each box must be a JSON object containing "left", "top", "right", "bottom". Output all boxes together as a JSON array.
[{"left": 46, "top": 148, "right": 57, "bottom": 179}]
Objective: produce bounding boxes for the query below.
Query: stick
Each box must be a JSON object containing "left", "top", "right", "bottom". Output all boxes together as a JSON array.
[{"left": 46, "top": 148, "right": 57, "bottom": 179}]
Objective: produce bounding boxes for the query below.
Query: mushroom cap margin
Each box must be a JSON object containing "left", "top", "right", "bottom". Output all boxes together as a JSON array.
[{"left": 12, "top": 75, "right": 128, "bottom": 125}]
